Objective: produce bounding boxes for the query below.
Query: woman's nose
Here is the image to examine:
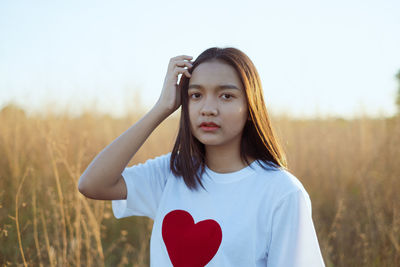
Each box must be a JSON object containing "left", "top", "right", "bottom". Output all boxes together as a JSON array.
[{"left": 200, "top": 97, "right": 218, "bottom": 116}]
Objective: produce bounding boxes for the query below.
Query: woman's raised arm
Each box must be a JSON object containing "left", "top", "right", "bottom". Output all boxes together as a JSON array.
[{"left": 77, "top": 55, "right": 193, "bottom": 200}]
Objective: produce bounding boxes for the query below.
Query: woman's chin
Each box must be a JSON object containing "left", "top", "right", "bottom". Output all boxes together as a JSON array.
[{"left": 197, "top": 138, "right": 225, "bottom": 147}]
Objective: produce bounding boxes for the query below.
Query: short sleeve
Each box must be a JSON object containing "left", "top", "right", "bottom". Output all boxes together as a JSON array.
[
  {"left": 266, "top": 189, "right": 325, "bottom": 267},
  {"left": 111, "top": 152, "right": 171, "bottom": 220}
]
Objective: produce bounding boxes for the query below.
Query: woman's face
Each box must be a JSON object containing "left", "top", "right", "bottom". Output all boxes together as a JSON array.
[{"left": 187, "top": 59, "right": 249, "bottom": 148}]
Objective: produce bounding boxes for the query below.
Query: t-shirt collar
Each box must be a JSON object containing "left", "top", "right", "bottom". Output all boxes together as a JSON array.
[{"left": 204, "top": 160, "right": 259, "bottom": 183}]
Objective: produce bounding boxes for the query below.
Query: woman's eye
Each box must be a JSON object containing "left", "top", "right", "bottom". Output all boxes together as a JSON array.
[
  {"left": 189, "top": 93, "right": 233, "bottom": 100},
  {"left": 222, "top": 94, "right": 233, "bottom": 100},
  {"left": 190, "top": 93, "right": 201, "bottom": 99}
]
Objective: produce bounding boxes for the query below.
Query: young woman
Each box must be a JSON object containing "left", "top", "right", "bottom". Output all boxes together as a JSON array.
[{"left": 78, "top": 47, "right": 325, "bottom": 266}]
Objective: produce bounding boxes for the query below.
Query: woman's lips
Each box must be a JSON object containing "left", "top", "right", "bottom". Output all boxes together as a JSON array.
[{"left": 200, "top": 125, "right": 220, "bottom": 131}]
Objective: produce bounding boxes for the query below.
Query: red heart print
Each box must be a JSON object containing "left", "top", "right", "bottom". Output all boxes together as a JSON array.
[{"left": 162, "top": 209, "right": 222, "bottom": 267}]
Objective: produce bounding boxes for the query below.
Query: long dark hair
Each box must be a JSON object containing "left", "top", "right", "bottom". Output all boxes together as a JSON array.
[{"left": 170, "top": 47, "right": 287, "bottom": 191}]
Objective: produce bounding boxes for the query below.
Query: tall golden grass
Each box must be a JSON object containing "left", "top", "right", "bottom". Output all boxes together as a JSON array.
[{"left": 0, "top": 103, "right": 399, "bottom": 266}]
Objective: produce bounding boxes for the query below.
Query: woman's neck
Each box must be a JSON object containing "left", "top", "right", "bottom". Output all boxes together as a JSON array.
[{"left": 205, "top": 146, "right": 255, "bottom": 173}]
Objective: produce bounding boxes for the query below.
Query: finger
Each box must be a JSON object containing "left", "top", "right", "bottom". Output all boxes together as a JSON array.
[
  {"left": 169, "top": 58, "right": 192, "bottom": 71},
  {"left": 175, "top": 60, "right": 193, "bottom": 68},
  {"left": 173, "top": 67, "right": 191, "bottom": 78},
  {"left": 170, "top": 56, "right": 193, "bottom": 64}
]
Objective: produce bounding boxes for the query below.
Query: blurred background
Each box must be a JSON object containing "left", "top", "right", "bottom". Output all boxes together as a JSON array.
[{"left": 1, "top": 0, "right": 400, "bottom": 266}]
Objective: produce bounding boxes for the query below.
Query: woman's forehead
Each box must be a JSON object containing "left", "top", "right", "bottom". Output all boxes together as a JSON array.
[
  {"left": 188, "top": 83, "right": 241, "bottom": 92},
  {"left": 192, "top": 60, "right": 235, "bottom": 75},
  {"left": 189, "top": 60, "right": 243, "bottom": 89}
]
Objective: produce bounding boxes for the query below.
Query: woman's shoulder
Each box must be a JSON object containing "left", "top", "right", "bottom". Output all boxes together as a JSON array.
[
  {"left": 128, "top": 152, "right": 172, "bottom": 171},
  {"left": 254, "top": 161, "right": 309, "bottom": 198}
]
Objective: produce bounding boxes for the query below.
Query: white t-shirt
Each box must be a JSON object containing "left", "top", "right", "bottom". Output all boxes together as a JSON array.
[{"left": 112, "top": 152, "right": 325, "bottom": 267}]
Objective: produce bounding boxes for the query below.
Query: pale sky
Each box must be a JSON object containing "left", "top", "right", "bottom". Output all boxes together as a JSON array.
[{"left": 1, "top": 0, "right": 399, "bottom": 119}]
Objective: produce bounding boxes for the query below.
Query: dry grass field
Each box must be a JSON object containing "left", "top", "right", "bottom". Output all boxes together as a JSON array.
[{"left": 0, "top": 103, "right": 399, "bottom": 266}]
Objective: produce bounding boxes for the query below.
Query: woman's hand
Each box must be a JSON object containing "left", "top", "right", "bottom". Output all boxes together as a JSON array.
[{"left": 156, "top": 55, "right": 193, "bottom": 114}]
